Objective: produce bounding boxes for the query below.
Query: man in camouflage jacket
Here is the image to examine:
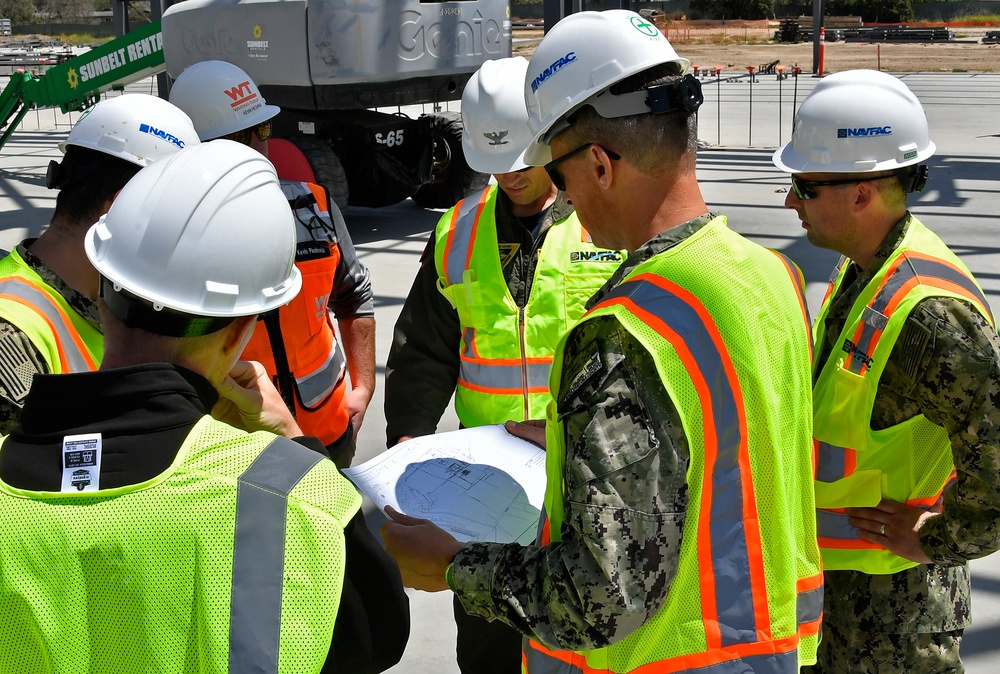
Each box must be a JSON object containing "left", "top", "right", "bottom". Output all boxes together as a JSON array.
[{"left": 774, "top": 70, "right": 1000, "bottom": 673}]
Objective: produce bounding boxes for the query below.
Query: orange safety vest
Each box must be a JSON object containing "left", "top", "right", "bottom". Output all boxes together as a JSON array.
[{"left": 242, "top": 181, "right": 349, "bottom": 446}]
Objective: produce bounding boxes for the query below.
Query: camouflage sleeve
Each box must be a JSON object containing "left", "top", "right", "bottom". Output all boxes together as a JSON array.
[
  {"left": 882, "top": 297, "right": 1000, "bottom": 564},
  {"left": 0, "top": 320, "right": 49, "bottom": 436},
  {"left": 451, "top": 316, "right": 690, "bottom": 651}
]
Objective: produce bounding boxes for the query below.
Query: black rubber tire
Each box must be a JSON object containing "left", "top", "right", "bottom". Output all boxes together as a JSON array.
[
  {"left": 410, "top": 112, "right": 490, "bottom": 210},
  {"left": 287, "top": 135, "right": 350, "bottom": 213}
]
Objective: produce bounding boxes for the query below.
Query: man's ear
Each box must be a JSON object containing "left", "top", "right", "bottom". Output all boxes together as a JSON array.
[
  {"left": 590, "top": 145, "right": 617, "bottom": 190},
  {"left": 854, "top": 180, "right": 878, "bottom": 211}
]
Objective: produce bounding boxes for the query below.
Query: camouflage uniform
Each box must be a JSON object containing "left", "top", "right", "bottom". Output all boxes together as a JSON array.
[
  {"left": 803, "top": 214, "right": 1000, "bottom": 674},
  {"left": 449, "top": 215, "right": 714, "bottom": 650},
  {"left": 0, "top": 240, "right": 101, "bottom": 435}
]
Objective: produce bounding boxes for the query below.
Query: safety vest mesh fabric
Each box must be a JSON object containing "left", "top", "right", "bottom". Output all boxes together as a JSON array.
[
  {"left": 527, "top": 216, "right": 821, "bottom": 674},
  {"left": 812, "top": 217, "right": 995, "bottom": 574},
  {"left": 242, "top": 180, "right": 349, "bottom": 445},
  {"left": 0, "top": 415, "right": 361, "bottom": 674},
  {"left": 434, "top": 185, "right": 623, "bottom": 427},
  {"left": 0, "top": 249, "right": 102, "bottom": 374}
]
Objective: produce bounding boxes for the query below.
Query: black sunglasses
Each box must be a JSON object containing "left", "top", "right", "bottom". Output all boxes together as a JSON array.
[
  {"left": 790, "top": 174, "right": 886, "bottom": 201},
  {"left": 544, "top": 143, "right": 621, "bottom": 191},
  {"left": 224, "top": 119, "right": 273, "bottom": 146}
]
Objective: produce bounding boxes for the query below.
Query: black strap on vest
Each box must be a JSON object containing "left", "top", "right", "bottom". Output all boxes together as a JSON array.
[{"left": 261, "top": 309, "right": 297, "bottom": 414}]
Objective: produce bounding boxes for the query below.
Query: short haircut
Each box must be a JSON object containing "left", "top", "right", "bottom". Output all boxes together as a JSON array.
[
  {"left": 559, "top": 65, "right": 698, "bottom": 175},
  {"left": 872, "top": 174, "right": 907, "bottom": 210},
  {"left": 52, "top": 146, "right": 142, "bottom": 228}
]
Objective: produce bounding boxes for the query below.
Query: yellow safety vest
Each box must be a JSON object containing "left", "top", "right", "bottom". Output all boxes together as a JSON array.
[
  {"left": 0, "top": 415, "right": 361, "bottom": 674},
  {"left": 528, "top": 216, "right": 821, "bottom": 674},
  {"left": 434, "top": 185, "right": 623, "bottom": 427},
  {"left": 813, "top": 217, "right": 995, "bottom": 574},
  {"left": 0, "top": 248, "right": 102, "bottom": 375}
]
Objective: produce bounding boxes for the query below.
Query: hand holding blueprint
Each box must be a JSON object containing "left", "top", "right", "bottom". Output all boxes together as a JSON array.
[{"left": 343, "top": 424, "right": 547, "bottom": 545}]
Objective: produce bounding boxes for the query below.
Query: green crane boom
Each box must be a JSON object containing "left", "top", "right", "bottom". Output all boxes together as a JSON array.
[{"left": 0, "top": 21, "right": 166, "bottom": 150}]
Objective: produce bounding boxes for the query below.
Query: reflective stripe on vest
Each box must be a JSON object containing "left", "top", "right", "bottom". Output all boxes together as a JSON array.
[
  {"left": 442, "top": 189, "right": 492, "bottom": 286},
  {"left": 459, "top": 341, "right": 552, "bottom": 395},
  {"left": 593, "top": 273, "right": 770, "bottom": 649},
  {"left": 0, "top": 277, "right": 97, "bottom": 372},
  {"left": 295, "top": 342, "right": 345, "bottom": 408},
  {"left": 230, "top": 437, "right": 325, "bottom": 673},
  {"left": 843, "top": 251, "right": 994, "bottom": 376},
  {"left": 524, "top": 640, "right": 801, "bottom": 674}
]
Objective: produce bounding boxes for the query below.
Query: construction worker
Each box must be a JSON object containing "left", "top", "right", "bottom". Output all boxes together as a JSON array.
[
  {"left": 169, "top": 60, "right": 375, "bottom": 469},
  {"left": 382, "top": 11, "right": 821, "bottom": 673},
  {"left": 772, "top": 70, "right": 1000, "bottom": 673},
  {"left": 0, "top": 94, "right": 198, "bottom": 434},
  {"left": 384, "top": 56, "right": 623, "bottom": 674},
  {"left": 0, "top": 141, "right": 409, "bottom": 673}
]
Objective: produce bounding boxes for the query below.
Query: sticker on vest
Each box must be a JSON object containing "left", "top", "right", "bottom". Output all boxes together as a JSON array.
[
  {"left": 498, "top": 243, "right": 520, "bottom": 270},
  {"left": 562, "top": 347, "right": 604, "bottom": 404},
  {"left": 61, "top": 433, "right": 102, "bottom": 493},
  {"left": 296, "top": 240, "right": 333, "bottom": 261}
]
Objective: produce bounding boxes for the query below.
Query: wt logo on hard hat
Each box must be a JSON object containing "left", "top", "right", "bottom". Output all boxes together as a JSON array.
[{"left": 225, "top": 81, "right": 259, "bottom": 109}]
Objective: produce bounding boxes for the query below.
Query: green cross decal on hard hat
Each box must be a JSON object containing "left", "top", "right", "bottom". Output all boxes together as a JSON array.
[{"left": 630, "top": 16, "right": 658, "bottom": 36}]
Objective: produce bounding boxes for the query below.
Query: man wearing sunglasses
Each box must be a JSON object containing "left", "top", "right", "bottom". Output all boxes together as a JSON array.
[
  {"left": 774, "top": 70, "right": 1000, "bottom": 674},
  {"left": 170, "top": 60, "right": 375, "bottom": 469},
  {"left": 384, "top": 56, "right": 622, "bottom": 674},
  {"left": 383, "top": 11, "right": 821, "bottom": 674}
]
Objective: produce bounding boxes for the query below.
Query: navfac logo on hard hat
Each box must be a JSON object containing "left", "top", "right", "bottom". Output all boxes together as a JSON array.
[
  {"left": 838, "top": 126, "right": 892, "bottom": 138},
  {"left": 530, "top": 52, "right": 577, "bottom": 93},
  {"left": 138, "top": 123, "right": 186, "bottom": 148}
]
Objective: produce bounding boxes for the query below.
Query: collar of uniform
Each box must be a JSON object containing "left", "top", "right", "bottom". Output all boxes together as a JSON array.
[
  {"left": 13, "top": 363, "right": 218, "bottom": 437},
  {"left": 836, "top": 212, "right": 913, "bottom": 306},
  {"left": 866, "top": 212, "right": 912, "bottom": 276},
  {"left": 16, "top": 239, "right": 101, "bottom": 329},
  {"left": 585, "top": 212, "right": 715, "bottom": 311}
]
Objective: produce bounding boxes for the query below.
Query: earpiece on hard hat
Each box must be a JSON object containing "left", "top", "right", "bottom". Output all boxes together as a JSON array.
[
  {"left": 898, "top": 164, "right": 929, "bottom": 193},
  {"left": 45, "top": 160, "right": 65, "bottom": 190},
  {"left": 647, "top": 74, "right": 704, "bottom": 115}
]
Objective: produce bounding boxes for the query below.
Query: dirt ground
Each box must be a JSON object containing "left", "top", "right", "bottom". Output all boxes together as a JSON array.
[{"left": 514, "top": 29, "right": 1000, "bottom": 73}]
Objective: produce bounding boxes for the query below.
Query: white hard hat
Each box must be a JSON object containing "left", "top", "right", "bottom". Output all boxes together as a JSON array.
[
  {"left": 523, "top": 10, "right": 691, "bottom": 164},
  {"left": 59, "top": 93, "right": 199, "bottom": 166},
  {"left": 85, "top": 140, "right": 301, "bottom": 336},
  {"left": 773, "top": 70, "right": 935, "bottom": 173},
  {"left": 461, "top": 57, "right": 533, "bottom": 174},
  {"left": 168, "top": 60, "right": 280, "bottom": 141}
]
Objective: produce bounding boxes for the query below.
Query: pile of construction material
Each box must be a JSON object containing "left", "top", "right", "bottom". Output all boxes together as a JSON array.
[{"left": 845, "top": 25, "right": 956, "bottom": 43}]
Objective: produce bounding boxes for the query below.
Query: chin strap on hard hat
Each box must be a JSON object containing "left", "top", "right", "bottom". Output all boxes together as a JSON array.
[{"left": 897, "top": 164, "right": 929, "bottom": 193}]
